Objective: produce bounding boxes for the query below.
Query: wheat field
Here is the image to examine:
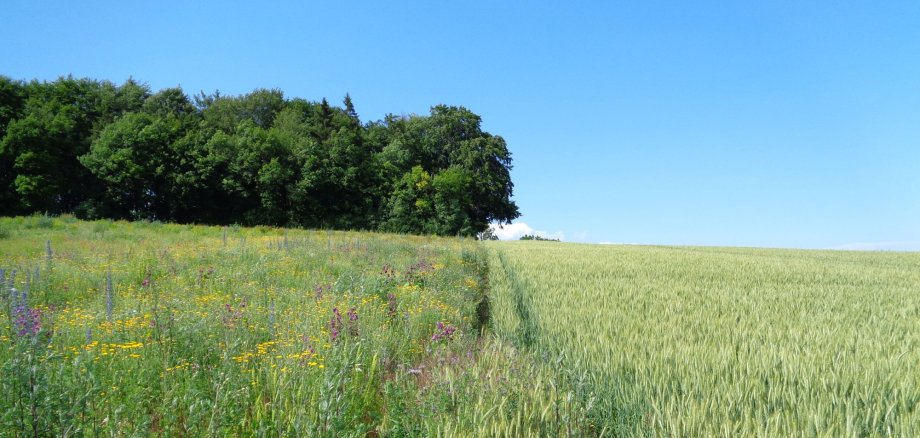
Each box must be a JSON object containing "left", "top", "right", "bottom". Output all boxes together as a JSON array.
[{"left": 488, "top": 241, "right": 920, "bottom": 436}]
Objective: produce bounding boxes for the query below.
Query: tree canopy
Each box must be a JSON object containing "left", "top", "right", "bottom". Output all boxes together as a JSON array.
[{"left": 0, "top": 75, "right": 520, "bottom": 236}]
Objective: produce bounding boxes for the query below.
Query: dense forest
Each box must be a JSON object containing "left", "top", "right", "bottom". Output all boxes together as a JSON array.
[{"left": 0, "top": 75, "right": 519, "bottom": 235}]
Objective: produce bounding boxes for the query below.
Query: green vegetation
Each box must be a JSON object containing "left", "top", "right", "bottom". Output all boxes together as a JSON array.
[
  {"left": 4, "top": 216, "right": 917, "bottom": 436},
  {"left": 0, "top": 75, "right": 518, "bottom": 235},
  {"left": 0, "top": 217, "right": 595, "bottom": 436},
  {"left": 488, "top": 241, "right": 920, "bottom": 436},
  {"left": 518, "top": 234, "right": 559, "bottom": 241}
]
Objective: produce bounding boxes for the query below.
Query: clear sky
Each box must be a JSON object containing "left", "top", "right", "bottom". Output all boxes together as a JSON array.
[{"left": 2, "top": 1, "right": 918, "bottom": 249}]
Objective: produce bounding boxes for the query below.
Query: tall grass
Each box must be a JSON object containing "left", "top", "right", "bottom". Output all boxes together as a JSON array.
[{"left": 0, "top": 216, "right": 506, "bottom": 436}]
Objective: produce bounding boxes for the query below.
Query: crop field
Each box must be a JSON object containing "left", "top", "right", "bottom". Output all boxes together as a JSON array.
[{"left": 488, "top": 241, "right": 920, "bottom": 436}]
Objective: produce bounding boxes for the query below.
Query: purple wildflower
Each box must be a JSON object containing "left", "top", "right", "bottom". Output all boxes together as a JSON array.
[
  {"left": 381, "top": 264, "right": 397, "bottom": 282},
  {"left": 403, "top": 260, "right": 434, "bottom": 285},
  {"left": 13, "top": 304, "right": 42, "bottom": 337},
  {"left": 329, "top": 308, "right": 343, "bottom": 341},
  {"left": 430, "top": 321, "right": 457, "bottom": 343},
  {"left": 346, "top": 308, "right": 359, "bottom": 337},
  {"left": 222, "top": 300, "right": 247, "bottom": 328},
  {"left": 386, "top": 293, "right": 398, "bottom": 318},
  {"left": 141, "top": 269, "right": 151, "bottom": 289},
  {"left": 302, "top": 335, "right": 316, "bottom": 355},
  {"left": 314, "top": 284, "right": 330, "bottom": 300}
]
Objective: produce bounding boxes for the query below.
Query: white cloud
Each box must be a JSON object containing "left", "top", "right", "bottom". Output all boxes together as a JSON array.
[
  {"left": 830, "top": 241, "right": 920, "bottom": 251},
  {"left": 490, "top": 222, "right": 534, "bottom": 240},
  {"left": 490, "top": 222, "right": 565, "bottom": 241}
]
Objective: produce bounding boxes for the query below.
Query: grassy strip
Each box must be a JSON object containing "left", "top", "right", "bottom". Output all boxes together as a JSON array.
[{"left": 0, "top": 216, "right": 491, "bottom": 435}]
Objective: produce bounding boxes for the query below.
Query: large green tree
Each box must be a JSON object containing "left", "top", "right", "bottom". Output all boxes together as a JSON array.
[
  {"left": 79, "top": 88, "right": 190, "bottom": 219},
  {"left": 0, "top": 77, "right": 147, "bottom": 215},
  {"left": 377, "top": 105, "right": 519, "bottom": 234},
  {"left": 3, "top": 78, "right": 101, "bottom": 213},
  {"left": 287, "top": 96, "right": 380, "bottom": 229}
]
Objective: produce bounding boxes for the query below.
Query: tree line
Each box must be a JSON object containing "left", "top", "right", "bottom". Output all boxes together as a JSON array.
[{"left": 0, "top": 75, "right": 520, "bottom": 236}]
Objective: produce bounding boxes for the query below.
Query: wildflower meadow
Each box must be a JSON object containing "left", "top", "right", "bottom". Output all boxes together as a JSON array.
[{"left": 1, "top": 216, "right": 595, "bottom": 436}]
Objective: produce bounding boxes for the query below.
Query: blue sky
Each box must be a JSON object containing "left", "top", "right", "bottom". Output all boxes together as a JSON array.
[{"left": 2, "top": 1, "right": 919, "bottom": 249}]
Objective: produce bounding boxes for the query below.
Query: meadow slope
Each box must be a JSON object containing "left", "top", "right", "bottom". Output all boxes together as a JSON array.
[{"left": 0, "top": 217, "right": 598, "bottom": 437}]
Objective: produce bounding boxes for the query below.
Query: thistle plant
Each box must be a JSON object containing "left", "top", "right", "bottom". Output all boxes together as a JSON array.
[
  {"left": 346, "top": 308, "right": 359, "bottom": 337},
  {"left": 328, "top": 307, "right": 342, "bottom": 341},
  {"left": 386, "top": 293, "right": 398, "bottom": 319},
  {"left": 430, "top": 321, "right": 456, "bottom": 343},
  {"left": 314, "top": 284, "right": 330, "bottom": 301}
]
